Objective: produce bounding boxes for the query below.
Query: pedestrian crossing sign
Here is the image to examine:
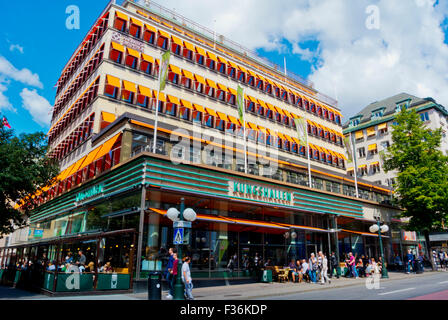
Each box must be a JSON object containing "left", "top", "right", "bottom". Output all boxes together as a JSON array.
[{"left": 173, "top": 228, "right": 184, "bottom": 245}]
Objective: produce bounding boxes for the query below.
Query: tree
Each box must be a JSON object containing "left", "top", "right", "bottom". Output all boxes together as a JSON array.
[
  {"left": 0, "top": 122, "right": 59, "bottom": 236},
  {"left": 383, "top": 108, "right": 448, "bottom": 270}
]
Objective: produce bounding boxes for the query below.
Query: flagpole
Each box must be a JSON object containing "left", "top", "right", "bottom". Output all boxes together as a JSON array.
[
  {"left": 306, "top": 126, "right": 312, "bottom": 188},
  {"left": 243, "top": 91, "right": 248, "bottom": 174},
  {"left": 152, "top": 69, "right": 162, "bottom": 154},
  {"left": 350, "top": 132, "right": 359, "bottom": 198}
]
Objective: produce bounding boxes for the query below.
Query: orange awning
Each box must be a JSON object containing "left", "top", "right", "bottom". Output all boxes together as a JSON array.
[
  {"left": 205, "top": 108, "right": 217, "bottom": 117},
  {"left": 141, "top": 53, "right": 155, "bottom": 63},
  {"left": 106, "top": 75, "right": 121, "bottom": 87},
  {"left": 167, "top": 95, "right": 180, "bottom": 105},
  {"left": 138, "top": 85, "right": 152, "bottom": 97},
  {"left": 217, "top": 112, "right": 228, "bottom": 121},
  {"left": 92, "top": 133, "right": 121, "bottom": 163},
  {"left": 228, "top": 115, "right": 240, "bottom": 126},
  {"left": 194, "top": 104, "right": 205, "bottom": 113},
  {"left": 111, "top": 42, "right": 125, "bottom": 53},
  {"left": 194, "top": 74, "right": 206, "bottom": 85},
  {"left": 206, "top": 79, "right": 218, "bottom": 89},
  {"left": 130, "top": 17, "right": 143, "bottom": 28},
  {"left": 126, "top": 47, "right": 140, "bottom": 58},
  {"left": 101, "top": 111, "right": 116, "bottom": 123},
  {"left": 182, "top": 69, "right": 194, "bottom": 80},
  {"left": 122, "top": 80, "right": 137, "bottom": 93},
  {"left": 180, "top": 99, "right": 193, "bottom": 110}
]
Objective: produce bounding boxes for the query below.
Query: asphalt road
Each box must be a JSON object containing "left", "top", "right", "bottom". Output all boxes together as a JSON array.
[{"left": 259, "top": 272, "right": 448, "bottom": 300}]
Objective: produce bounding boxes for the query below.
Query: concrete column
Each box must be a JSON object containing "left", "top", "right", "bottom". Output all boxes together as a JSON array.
[{"left": 120, "top": 130, "right": 133, "bottom": 163}]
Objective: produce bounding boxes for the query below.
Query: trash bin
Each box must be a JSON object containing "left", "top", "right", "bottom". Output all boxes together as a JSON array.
[
  {"left": 416, "top": 260, "right": 423, "bottom": 274},
  {"left": 148, "top": 271, "right": 162, "bottom": 300},
  {"left": 260, "top": 269, "right": 272, "bottom": 283}
]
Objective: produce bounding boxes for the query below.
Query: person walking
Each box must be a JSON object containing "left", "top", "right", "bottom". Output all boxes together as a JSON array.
[
  {"left": 309, "top": 253, "right": 318, "bottom": 283},
  {"left": 165, "top": 247, "right": 175, "bottom": 299},
  {"left": 329, "top": 252, "right": 339, "bottom": 279},
  {"left": 406, "top": 249, "right": 414, "bottom": 274},
  {"left": 320, "top": 253, "right": 330, "bottom": 285},
  {"left": 317, "top": 251, "right": 323, "bottom": 282},
  {"left": 348, "top": 252, "right": 357, "bottom": 279},
  {"left": 182, "top": 256, "right": 194, "bottom": 300}
]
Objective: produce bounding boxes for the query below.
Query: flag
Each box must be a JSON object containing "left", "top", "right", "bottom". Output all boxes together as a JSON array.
[
  {"left": 379, "top": 150, "right": 386, "bottom": 166},
  {"left": 2, "top": 116, "right": 11, "bottom": 129},
  {"left": 343, "top": 135, "right": 353, "bottom": 164},
  {"left": 159, "top": 51, "right": 171, "bottom": 92},
  {"left": 294, "top": 118, "right": 308, "bottom": 146},
  {"left": 236, "top": 85, "right": 244, "bottom": 123}
]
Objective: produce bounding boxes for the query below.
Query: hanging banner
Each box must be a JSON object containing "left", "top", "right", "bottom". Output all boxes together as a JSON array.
[
  {"left": 294, "top": 118, "right": 308, "bottom": 146},
  {"left": 159, "top": 51, "right": 171, "bottom": 92},
  {"left": 343, "top": 135, "right": 354, "bottom": 164},
  {"left": 236, "top": 85, "right": 245, "bottom": 124}
]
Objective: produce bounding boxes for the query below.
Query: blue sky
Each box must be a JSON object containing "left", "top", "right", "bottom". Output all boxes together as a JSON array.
[{"left": 2, "top": 0, "right": 448, "bottom": 135}]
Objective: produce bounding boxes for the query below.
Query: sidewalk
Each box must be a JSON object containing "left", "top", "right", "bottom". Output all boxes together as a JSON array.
[{"left": 156, "top": 271, "right": 443, "bottom": 300}]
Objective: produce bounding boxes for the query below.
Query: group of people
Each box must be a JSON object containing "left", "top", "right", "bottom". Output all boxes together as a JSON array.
[
  {"left": 164, "top": 248, "right": 194, "bottom": 300},
  {"left": 285, "top": 252, "right": 332, "bottom": 285}
]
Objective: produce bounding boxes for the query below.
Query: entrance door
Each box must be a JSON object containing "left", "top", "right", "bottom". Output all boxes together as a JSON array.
[{"left": 306, "top": 244, "right": 318, "bottom": 257}]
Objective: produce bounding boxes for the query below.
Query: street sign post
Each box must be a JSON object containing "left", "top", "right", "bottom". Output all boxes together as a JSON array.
[{"left": 173, "top": 228, "right": 184, "bottom": 245}]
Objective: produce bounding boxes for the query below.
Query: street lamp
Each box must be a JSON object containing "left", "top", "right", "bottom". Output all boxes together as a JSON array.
[
  {"left": 166, "top": 198, "right": 197, "bottom": 300},
  {"left": 370, "top": 218, "right": 389, "bottom": 279}
]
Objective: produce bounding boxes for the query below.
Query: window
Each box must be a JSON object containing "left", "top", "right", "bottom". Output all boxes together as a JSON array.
[
  {"left": 396, "top": 100, "right": 410, "bottom": 113},
  {"left": 196, "top": 54, "right": 205, "bottom": 65},
  {"left": 125, "top": 54, "right": 138, "bottom": 69},
  {"left": 109, "top": 48, "right": 122, "bottom": 64},
  {"left": 358, "top": 147, "right": 366, "bottom": 158},
  {"left": 420, "top": 112, "right": 430, "bottom": 122},
  {"left": 218, "top": 63, "right": 226, "bottom": 74},
  {"left": 114, "top": 17, "right": 126, "bottom": 32},
  {"left": 183, "top": 49, "right": 193, "bottom": 60},
  {"left": 129, "top": 24, "right": 141, "bottom": 38},
  {"left": 228, "top": 67, "right": 236, "bottom": 78},
  {"left": 157, "top": 35, "right": 168, "bottom": 49},
  {"left": 137, "top": 94, "right": 148, "bottom": 108},
  {"left": 247, "top": 101, "right": 255, "bottom": 113},
  {"left": 165, "top": 103, "right": 177, "bottom": 116},
  {"left": 238, "top": 71, "right": 245, "bottom": 82},
  {"left": 206, "top": 59, "right": 215, "bottom": 70},
  {"left": 247, "top": 76, "right": 255, "bottom": 86},
  {"left": 140, "top": 60, "right": 152, "bottom": 74},
  {"left": 143, "top": 30, "right": 155, "bottom": 44},
  {"left": 179, "top": 107, "right": 190, "bottom": 120},
  {"left": 265, "top": 83, "right": 272, "bottom": 94}
]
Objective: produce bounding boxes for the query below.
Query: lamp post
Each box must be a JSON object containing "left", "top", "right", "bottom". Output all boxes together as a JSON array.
[
  {"left": 369, "top": 217, "right": 389, "bottom": 279},
  {"left": 166, "top": 198, "right": 196, "bottom": 300}
]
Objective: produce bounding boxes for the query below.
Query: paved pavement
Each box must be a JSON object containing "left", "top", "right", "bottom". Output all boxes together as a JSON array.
[{"left": 0, "top": 271, "right": 447, "bottom": 300}]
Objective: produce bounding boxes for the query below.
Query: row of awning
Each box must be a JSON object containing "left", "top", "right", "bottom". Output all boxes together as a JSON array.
[
  {"left": 347, "top": 161, "right": 380, "bottom": 171},
  {"left": 149, "top": 208, "right": 382, "bottom": 237},
  {"left": 105, "top": 70, "right": 344, "bottom": 139},
  {"left": 354, "top": 123, "right": 388, "bottom": 139},
  {"left": 113, "top": 10, "right": 342, "bottom": 118}
]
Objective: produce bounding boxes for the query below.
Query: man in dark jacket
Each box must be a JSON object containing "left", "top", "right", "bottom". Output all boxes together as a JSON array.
[{"left": 329, "top": 252, "right": 339, "bottom": 279}]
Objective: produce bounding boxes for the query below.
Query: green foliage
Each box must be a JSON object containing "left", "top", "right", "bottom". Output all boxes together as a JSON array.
[
  {"left": 0, "top": 123, "right": 59, "bottom": 236},
  {"left": 383, "top": 108, "right": 448, "bottom": 232}
]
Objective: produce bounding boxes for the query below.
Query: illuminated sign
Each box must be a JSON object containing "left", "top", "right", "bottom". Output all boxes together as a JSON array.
[
  {"left": 75, "top": 184, "right": 104, "bottom": 203},
  {"left": 231, "top": 181, "right": 292, "bottom": 203}
]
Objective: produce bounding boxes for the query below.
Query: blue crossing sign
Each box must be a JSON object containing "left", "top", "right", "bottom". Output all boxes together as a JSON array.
[{"left": 173, "top": 228, "right": 184, "bottom": 245}]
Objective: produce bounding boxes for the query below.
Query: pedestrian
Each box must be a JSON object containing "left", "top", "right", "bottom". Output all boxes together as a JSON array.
[
  {"left": 165, "top": 247, "right": 175, "bottom": 300},
  {"left": 320, "top": 253, "right": 330, "bottom": 285},
  {"left": 171, "top": 252, "right": 179, "bottom": 293},
  {"left": 444, "top": 252, "right": 448, "bottom": 271},
  {"left": 182, "top": 256, "right": 194, "bottom": 300},
  {"left": 308, "top": 253, "right": 318, "bottom": 283},
  {"left": 329, "top": 252, "right": 339, "bottom": 279},
  {"left": 301, "top": 259, "right": 310, "bottom": 283},
  {"left": 432, "top": 251, "right": 439, "bottom": 270},
  {"left": 439, "top": 251, "right": 445, "bottom": 271},
  {"left": 347, "top": 252, "right": 357, "bottom": 278},
  {"left": 406, "top": 249, "right": 414, "bottom": 274},
  {"left": 317, "top": 251, "right": 323, "bottom": 282}
]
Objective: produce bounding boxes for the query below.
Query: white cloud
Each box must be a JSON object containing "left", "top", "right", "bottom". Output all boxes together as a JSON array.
[
  {"left": 140, "top": 0, "right": 448, "bottom": 120},
  {"left": 19, "top": 88, "right": 52, "bottom": 127},
  {"left": 0, "top": 56, "right": 43, "bottom": 88},
  {"left": 0, "top": 77, "right": 15, "bottom": 112},
  {"left": 9, "top": 44, "right": 24, "bottom": 54}
]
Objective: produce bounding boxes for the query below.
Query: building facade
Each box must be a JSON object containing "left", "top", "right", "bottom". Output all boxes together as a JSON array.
[
  {"left": 2, "top": 0, "right": 406, "bottom": 286},
  {"left": 343, "top": 92, "right": 448, "bottom": 187}
]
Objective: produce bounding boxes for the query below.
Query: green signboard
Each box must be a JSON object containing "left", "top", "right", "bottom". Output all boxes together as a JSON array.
[
  {"left": 232, "top": 181, "right": 292, "bottom": 202},
  {"left": 75, "top": 184, "right": 104, "bottom": 202}
]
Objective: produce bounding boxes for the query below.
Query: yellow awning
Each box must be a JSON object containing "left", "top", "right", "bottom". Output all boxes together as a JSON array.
[
  {"left": 115, "top": 11, "right": 128, "bottom": 21},
  {"left": 367, "top": 127, "right": 376, "bottom": 136},
  {"left": 370, "top": 161, "right": 380, "bottom": 166},
  {"left": 378, "top": 123, "right": 388, "bottom": 130},
  {"left": 149, "top": 16, "right": 161, "bottom": 24},
  {"left": 78, "top": 146, "right": 101, "bottom": 172},
  {"left": 182, "top": 69, "right": 194, "bottom": 80},
  {"left": 158, "top": 30, "right": 170, "bottom": 38},
  {"left": 228, "top": 61, "right": 238, "bottom": 68},
  {"left": 111, "top": 42, "right": 125, "bottom": 53},
  {"left": 183, "top": 41, "right": 195, "bottom": 51},
  {"left": 277, "top": 132, "right": 286, "bottom": 140},
  {"left": 284, "top": 134, "right": 294, "bottom": 143},
  {"left": 247, "top": 70, "right": 257, "bottom": 77},
  {"left": 141, "top": 53, "right": 155, "bottom": 63},
  {"left": 347, "top": 167, "right": 354, "bottom": 172},
  {"left": 101, "top": 111, "right": 116, "bottom": 123},
  {"left": 127, "top": 47, "right": 140, "bottom": 58},
  {"left": 267, "top": 129, "right": 277, "bottom": 136},
  {"left": 206, "top": 51, "right": 218, "bottom": 62},
  {"left": 138, "top": 85, "right": 152, "bottom": 97},
  {"left": 217, "top": 112, "right": 228, "bottom": 121},
  {"left": 205, "top": 108, "right": 217, "bottom": 117},
  {"left": 283, "top": 109, "right": 292, "bottom": 118},
  {"left": 93, "top": 133, "right": 121, "bottom": 162},
  {"left": 169, "top": 64, "right": 182, "bottom": 75},
  {"left": 106, "top": 75, "right": 121, "bottom": 87},
  {"left": 237, "top": 65, "right": 247, "bottom": 73},
  {"left": 194, "top": 74, "right": 206, "bottom": 85},
  {"left": 274, "top": 106, "right": 285, "bottom": 116},
  {"left": 258, "top": 99, "right": 267, "bottom": 109},
  {"left": 248, "top": 95, "right": 258, "bottom": 103},
  {"left": 122, "top": 80, "right": 137, "bottom": 93},
  {"left": 368, "top": 144, "right": 378, "bottom": 151},
  {"left": 167, "top": 95, "right": 180, "bottom": 105},
  {"left": 154, "top": 91, "right": 166, "bottom": 102},
  {"left": 180, "top": 99, "right": 193, "bottom": 110},
  {"left": 145, "top": 24, "right": 157, "bottom": 33},
  {"left": 130, "top": 17, "right": 143, "bottom": 28},
  {"left": 339, "top": 152, "right": 348, "bottom": 160},
  {"left": 228, "top": 115, "right": 240, "bottom": 126},
  {"left": 258, "top": 126, "right": 268, "bottom": 134},
  {"left": 194, "top": 104, "right": 205, "bottom": 113},
  {"left": 217, "top": 56, "right": 227, "bottom": 65},
  {"left": 195, "top": 46, "right": 206, "bottom": 56},
  {"left": 355, "top": 131, "right": 364, "bottom": 139},
  {"left": 217, "top": 83, "right": 228, "bottom": 92},
  {"left": 161, "top": 21, "right": 173, "bottom": 29},
  {"left": 206, "top": 79, "right": 218, "bottom": 89},
  {"left": 358, "top": 164, "right": 367, "bottom": 169},
  {"left": 66, "top": 156, "right": 87, "bottom": 178},
  {"left": 229, "top": 88, "right": 237, "bottom": 96},
  {"left": 137, "top": 10, "right": 149, "bottom": 18},
  {"left": 290, "top": 113, "right": 300, "bottom": 119},
  {"left": 171, "top": 35, "right": 183, "bottom": 46}
]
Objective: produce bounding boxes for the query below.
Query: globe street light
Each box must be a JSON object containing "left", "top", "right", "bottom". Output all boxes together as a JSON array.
[
  {"left": 166, "top": 198, "right": 196, "bottom": 300},
  {"left": 370, "top": 217, "right": 389, "bottom": 279}
]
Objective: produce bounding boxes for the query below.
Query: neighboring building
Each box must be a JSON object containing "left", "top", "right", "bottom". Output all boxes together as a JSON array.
[
  {"left": 1, "top": 0, "right": 404, "bottom": 290},
  {"left": 343, "top": 93, "right": 448, "bottom": 187}
]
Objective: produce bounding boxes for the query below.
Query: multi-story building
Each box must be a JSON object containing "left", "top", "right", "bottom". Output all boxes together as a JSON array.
[
  {"left": 1, "top": 1, "right": 403, "bottom": 291},
  {"left": 343, "top": 92, "right": 448, "bottom": 187}
]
